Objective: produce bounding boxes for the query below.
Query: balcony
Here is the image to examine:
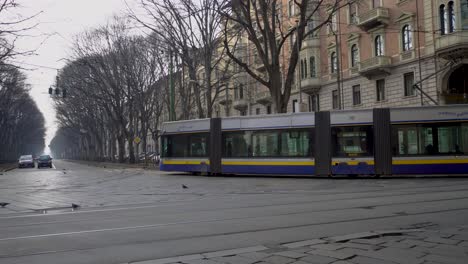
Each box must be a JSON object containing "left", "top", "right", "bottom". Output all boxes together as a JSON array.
[
  {"left": 358, "top": 56, "right": 392, "bottom": 78},
  {"left": 302, "top": 37, "right": 320, "bottom": 49},
  {"left": 357, "top": 7, "right": 389, "bottom": 31},
  {"left": 255, "top": 90, "right": 272, "bottom": 105},
  {"left": 300, "top": 77, "right": 321, "bottom": 95},
  {"left": 233, "top": 98, "right": 249, "bottom": 111},
  {"left": 218, "top": 97, "right": 232, "bottom": 105},
  {"left": 435, "top": 30, "right": 468, "bottom": 60}
]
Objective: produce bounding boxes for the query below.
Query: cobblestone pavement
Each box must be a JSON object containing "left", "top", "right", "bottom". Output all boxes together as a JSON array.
[{"left": 131, "top": 226, "right": 468, "bottom": 264}]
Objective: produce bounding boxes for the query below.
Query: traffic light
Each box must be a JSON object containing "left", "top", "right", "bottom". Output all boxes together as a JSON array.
[
  {"left": 55, "top": 88, "right": 60, "bottom": 95},
  {"left": 48, "top": 87, "right": 53, "bottom": 94}
]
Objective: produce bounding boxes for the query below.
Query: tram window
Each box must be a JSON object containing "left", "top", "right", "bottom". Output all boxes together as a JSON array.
[
  {"left": 252, "top": 131, "right": 280, "bottom": 157},
  {"left": 161, "top": 133, "right": 209, "bottom": 157},
  {"left": 331, "top": 126, "right": 373, "bottom": 157},
  {"left": 223, "top": 129, "right": 314, "bottom": 158},
  {"left": 280, "top": 130, "right": 312, "bottom": 157},
  {"left": 223, "top": 131, "right": 252, "bottom": 157},
  {"left": 392, "top": 123, "right": 468, "bottom": 156}
]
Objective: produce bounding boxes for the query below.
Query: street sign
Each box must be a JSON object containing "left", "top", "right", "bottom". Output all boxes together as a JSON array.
[{"left": 134, "top": 137, "right": 141, "bottom": 144}]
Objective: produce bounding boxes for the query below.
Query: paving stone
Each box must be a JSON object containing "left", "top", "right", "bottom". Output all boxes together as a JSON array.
[
  {"left": 340, "top": 242, "right": 379, "bottom": 251},
  {"left": 273, "top": 251, "right": 308, "bottom": 259},
  {"left": 330, "top": 262, "right": 353, "bottom": 264},
  {"left": 427, "top": 244, "right": 468, "bottom": 257},
  {"left": 327, "top": 232, "right": 377, "bottom": 243},
  {"left": 349, "top": 239, "right": 385, "bottom": 246},
  {"left": 459, "top": 241, "right": 468, "bottom": 247},
  {"left": 400, "top": 239, "right": 438, "bottom": 248},
  {"left": 283, "top": 239, "right": 327, "bottom": 249},
  {"left": 204, "top": 246, "right": 269, "bottom": 258},
  {"left": 289, "top": 261, "right": 311, "bottom": 264},
  {"left": 261, "top": 255, "right": 296, "bottom": 264},
  {"left": 382, "top": 241, "right": 414, "bottom": 249},
  {"left": 424, "top": 237, "right": 461, "bottom": 245},
  {"left": 347, "top": 256, "right": 395, "bottom": 264},
  {"left": 291, "top": 247, "right": 315, "bottom": 253},
  {"left": 451, "top": 234, "right": 468, "bottom": 241},
  {"left": 211, "top": 255, "right": 257, "bottom": 264},
  {"left": 339, "top": 247, "right": 425, "bottom": 264},
  {"left": 182, "top": 259, "right": 222, "bottom": 264},
  {"left": 306, "top": 249, "right": 354, "bottom": 260},
  {"left": 310, "top": 244, "right": 345, "bottom": 251},
  {"left": 423, "top": 254, "right": 468, "bottom": 264},
  {"left": 299, "top": 254, "right": 336, "bottom": 264},
  {"left": 237, "top": 252, "right": 271, "bottom": 261},
  {"left": 134, "top": 254, "right": 205, "bottom": 264}
]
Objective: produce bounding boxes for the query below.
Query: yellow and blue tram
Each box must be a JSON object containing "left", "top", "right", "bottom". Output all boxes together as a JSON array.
[{"left": 160, "top": 105, "right": 468, "bottom": 176}]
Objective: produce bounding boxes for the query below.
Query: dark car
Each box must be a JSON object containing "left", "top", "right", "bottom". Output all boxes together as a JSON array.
[
  {"left": 18, "top": 155, "right": 34, "bottom": 168},
  {"left": 37, "top": 155, "right": 53, "bottom": 168}
]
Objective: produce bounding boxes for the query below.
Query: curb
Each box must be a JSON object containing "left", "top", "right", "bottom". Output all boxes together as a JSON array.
[
  {"left": 127, "top": 229, "right": 423, "bottom": 264},
  {"left": 0, "top": 164, "right": 16, "bottom": 173}
]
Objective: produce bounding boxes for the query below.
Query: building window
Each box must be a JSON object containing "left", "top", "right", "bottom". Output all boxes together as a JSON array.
[
  {"left": 256, "top": 108, "right": 260, "bottom": 115},
  {"left": 288, "top": 0, "right": 294, "bottom": 17},
  {"left": 331, "top": 12, "right": 337, "bottom": 32},
  {"left": 304, "top": 59, "right": 307, "bottom": 79},
  {"left": 349, "top": 3, "right": 357, "bottom": 24},
  {"left": 240, "top": 110, "right": 247, "bottom": 116},
  {"left": 404, "top": 72, "right": 415, "bottom": 96},
  {"left": 350, "top": 44, "right": 359, "bottom": 68},
  {"left": 292, "top": 99, "right": 298, "bottom": 113},
  {"left": 448, "top": 1, "right": 455, "bottom": 33},
  {"left": 375, "top": 35, "right": 384, "bottom": 56},
  {"left": 330, "top": 52, "right": 337, "bottom": 73},
  {"left": 301, "top": 60, "right": 304, "bottom": 79},
  {"left": 440, "top": 4, "right": 446, "bottom": 35},
  {"left": 267, "top": 105, "right": 272, "bottom": 114},
  {"left": 239, "top": 83, "right": 244, "bottom": 99},
  {"left": 402, "top": 24, "right": 413, "bottom": 51},
  {"left": 373, "top": 0, "right": 381, "bottom": 8},
  {"left": 332, "top": 90, "right": 339, "bottom": 109},
  {"left": 310, "top": 94, "right": 319, "bottom": 112},
  {"left": 352, "top": 85, "right": 361, "bottom": 105},
  {"left": 310, "top": 56, "right": 316, "bottom": 77},
  {"left": 376, "top": 79, "right": 385, "bottom": 101}
]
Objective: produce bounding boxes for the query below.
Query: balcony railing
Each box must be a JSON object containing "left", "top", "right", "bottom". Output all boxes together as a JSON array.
[
  {"left": 255, "top": 90, "right": 272, "bottom": 105},
  {"left": 233, "top": 98, "right": 249, "bottom": 110},
  {"left": 357, "top": 7, "right": 389, "bottom": 31},
  {"left": 358, "top": 56, "right": 392, "bottom": 78},
  {"left": 300, "top": 77, "right": 321, "bottom": 95}
]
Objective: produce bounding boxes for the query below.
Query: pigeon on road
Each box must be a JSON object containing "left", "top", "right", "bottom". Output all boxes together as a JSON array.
[
  {"left": 0, "top": 202, "right": 9, "bottom": 208},
  {"left": 182, "top": 184, "right": 188, "bottom": 189},
  {"left": 71, "top": 203, "right": 80, "bottom": 209}
]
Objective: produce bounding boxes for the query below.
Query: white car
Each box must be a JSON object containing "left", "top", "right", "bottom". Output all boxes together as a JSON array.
[{"left": 18, "top": 155, "right": 34, "bottom": 168}]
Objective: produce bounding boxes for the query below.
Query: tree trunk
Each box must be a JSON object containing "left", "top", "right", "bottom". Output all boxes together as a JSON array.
[{"left": 117, "top": 135, "right": 125, "bottom": 163}]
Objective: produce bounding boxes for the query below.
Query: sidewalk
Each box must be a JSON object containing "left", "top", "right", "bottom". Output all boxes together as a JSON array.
[
  {"left": 128, "top": 226, "right": 468, "bottom": 264},
  {"left": 0, "top": 163, "right": 16, "bottom": 172}
]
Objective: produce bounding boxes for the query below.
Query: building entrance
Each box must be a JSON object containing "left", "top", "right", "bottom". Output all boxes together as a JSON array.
[{"left": 445, "top": 64, "right": 468, "bottom": 104}]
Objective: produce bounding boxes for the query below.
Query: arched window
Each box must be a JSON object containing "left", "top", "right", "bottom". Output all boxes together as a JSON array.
[
  {"left": 448, "top": 1, "right": 455, "bottom": 33},
  {"left": 310, "top": 56, "right": 316, "bottom": 77},
  {"left": 350, "top": 44, "right": 359, "bottom": 67},
  {"left": 304, "top": 59, "right": 307, "bottom": 79},
  {"left": 301, "top": 60, "right": 304, "bottom": 79},
  {"left": 402, "top": 25, "right": 413, "bottom": 51},
  {"left": 375, "top": 35, "right": 384, "bottom": 56},
  {"left": 330, "top": 52, "right": 337, "bottom": 73},
  {"left": 440, "top": 4, "right": 446, "bottom": 35}
]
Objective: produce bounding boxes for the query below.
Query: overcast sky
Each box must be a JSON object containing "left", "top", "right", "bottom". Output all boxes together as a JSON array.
[{"left": 14, "top": 0, "right": 141, "bottom": 153}]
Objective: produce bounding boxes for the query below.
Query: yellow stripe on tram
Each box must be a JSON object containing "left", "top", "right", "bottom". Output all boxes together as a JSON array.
[
  {"left": 221, "top": 161, "right": 315, "bottom": 166},
  {"left": 393, "top": 159, "right": 468, "bottom": 165}
]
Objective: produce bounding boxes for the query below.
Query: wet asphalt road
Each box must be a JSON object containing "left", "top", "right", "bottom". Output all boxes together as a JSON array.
[{"left": 0, "top": 160, "right": 468, "bottom": 264}]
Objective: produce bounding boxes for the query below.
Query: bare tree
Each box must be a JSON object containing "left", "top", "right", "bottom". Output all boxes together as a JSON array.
[
  {"left": 221, "top": 0, "right": 349, "bottom": 113},
  {"left": 130, "top": 0, "right": 232, "bottom": 118}
]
